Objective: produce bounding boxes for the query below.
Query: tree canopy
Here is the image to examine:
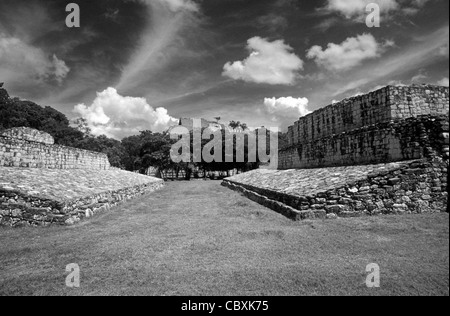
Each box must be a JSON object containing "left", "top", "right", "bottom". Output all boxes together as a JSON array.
[{"left": 1, "top": 92, "right": 281, "bottom": 178}]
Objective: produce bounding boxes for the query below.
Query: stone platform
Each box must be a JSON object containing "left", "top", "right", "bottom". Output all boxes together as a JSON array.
[
  {"left": 223, "top": 159, "right": 448, "bottom": 221},
  {"left": 0, "top": 167, "right": 164, "bottom": 227}
]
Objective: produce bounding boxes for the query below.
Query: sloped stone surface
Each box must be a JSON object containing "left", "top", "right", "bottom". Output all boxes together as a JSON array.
[
  {"left": 223, "top": 159, "right": 448, "bottom": 221},
  {"left": 226, "top": 162, "right": 411, "bottom": 197},
  {"left": 0, "top": 167, "right": 164, "bottom": 227}
]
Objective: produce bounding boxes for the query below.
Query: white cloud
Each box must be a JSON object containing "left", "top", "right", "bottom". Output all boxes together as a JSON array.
[
  {"left": 74, "top": 88, "right": 178, "bottom": 139},
  {"left": 257, "top": 14, "right": 288, "bottom": 33},
  {"left": 400, "top": 0, "right": 433, "bottom": 15},
  {"left": 411, "top": 69, "right": 428, "bottom": 83},
  {"left": 325, "top": 0, "right": 398, "bottom": 20},
  {"left": 223, "top": 37, "right": 304, "bottom": 85},
  {"left": 323, "top": 0, "right": 432, "bottom": 20},
  {"left": 438, "top": 41, "right": 449, "bottom": 57},
  {"left": 156, "top": 0, "right": 199, "bottom": 12},
  {"left": 437, "top": 78, "right": 449, "bottom": 87},
  {"left": 263, "top": 96, "right": 311, "bottom": 127},
  {"left": 307, "top": 34, "right": 391, "bottom": 71},
  {"left": 116, "top": 0, "right": 201, "bottom": 90},
  {"left": 51, "top": 55, "right": 71, "bottom": 84},
  {"left": 309, "top": 25, "right": 449, "bottom": 100},
  {"left": 0, "top": 34, "right": 70, "bottom": 85}
]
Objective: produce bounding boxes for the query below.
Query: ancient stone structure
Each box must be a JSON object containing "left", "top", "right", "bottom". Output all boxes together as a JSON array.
[
  {"left": 2, "top": 127, "right": 55, "bottom": 145},
  {"left": 0, "top": 168, "right": 164, "bottom": 227},
  {"left": 223, "top": 159, "right": 447, "bottom": 220},
  {"left": 0, "top": 127, "right": 110, "bottom": 170},
  {"left": 281, "top": 85, "right": 449, "bottom": 169},
  {"left": 0, "top": 126, "right": 165, "bottom": 227},
  {"left": 224, "top": 84, "right": 449, "bottom": 221},
  {"left": 0, "top": 85, "right": 165, "bottom": 227}
]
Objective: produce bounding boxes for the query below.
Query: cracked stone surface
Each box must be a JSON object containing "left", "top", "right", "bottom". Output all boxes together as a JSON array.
[
  {"left": 225, "top": 161, "right": 416, "bottom": 197},
  {"left": 0, "top": 167, "right": 162, "bottom": 202}
]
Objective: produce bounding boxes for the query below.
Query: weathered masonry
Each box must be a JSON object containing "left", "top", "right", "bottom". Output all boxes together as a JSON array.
[
  {"left": 280, "top": 85, "right": 449, "bottom": 169},
  {"left": 0, "top": 127, "right": 110, "bottom": 170},
  {"left": 0, "top": 85, "right": 164, "bottom": 227},
  {"left": 224, "top": 84, "right": 449, "bottom": 221},
  {"left": 0, "top": 129, "right": 163, "bottom": 228}
]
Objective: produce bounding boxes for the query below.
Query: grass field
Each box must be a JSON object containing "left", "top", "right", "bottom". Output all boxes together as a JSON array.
[{"left": 0, "top": 181, "right": 448, "bottom": 296}]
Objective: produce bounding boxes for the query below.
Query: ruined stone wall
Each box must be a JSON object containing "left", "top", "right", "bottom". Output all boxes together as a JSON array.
[
  {"left": 0, "top": 127, "right": 110, "bottom": 170},
  {"left": 281, "top": 85, "right": 449, "bottom": 170},
  {"left": 2, "top": 127, "right": 55, "bottom": 145},
  {"left": 287, "top": 85, "right": 449, "bottom": 146},
  {"left": 224, "top": 159, "right": 448, "bottom": 221},
  {"left": 0, "top": 181, "right": 164, "bottom": 227},
  {"left": 280, "top": 116, "right": 449, "bottom": 169}
]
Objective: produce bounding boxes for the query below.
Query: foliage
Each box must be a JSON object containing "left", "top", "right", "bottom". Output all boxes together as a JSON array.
[
  {"left": 0, "top": 97, "right": 126, "bottom": 168},
  {"left": 0, "top": 94, "right": 283, "bottom": 177},
  {"left": 122, "top": 131, "right": 178, "bottom": 176},
  {"left": 229, "top": 120, "right": 248, "bottom": 131},
  {"left": 0, "top": 99, "right": 85, "bottom": 146}
]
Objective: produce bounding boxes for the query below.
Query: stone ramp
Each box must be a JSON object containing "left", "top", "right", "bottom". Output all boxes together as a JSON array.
[
  {"left": 222, "top": 159, "right": 448, "bottom": 221},
  {"left": 0, "top": 167, "right": 164, "bottom": 227}
]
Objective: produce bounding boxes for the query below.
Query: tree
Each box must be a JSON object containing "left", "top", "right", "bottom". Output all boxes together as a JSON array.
[
  {"left": 121, "top": 131, "right": 178, "bottom": 178},
  {"left": 0, "top": 92, "right": 127, "bottom": 168},
  {"left": 229, "top": 121, "right": 248, "bottom": 131},
  {"left": 75, "top": 135, "right": 126, "bottom": 169},
  {"left": 0, "top": 98, "right": 85, "bottom": 145},
  {"left": 191, "top": 126, "right": 262, "bottom": 178},
  {"left": 72, "top": 118, "right": 92, "bottom": 138}
]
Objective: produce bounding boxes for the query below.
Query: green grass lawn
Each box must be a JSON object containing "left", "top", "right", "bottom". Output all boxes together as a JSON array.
[{"left": 0, "top": 181, "right": 448, "bottom": 296}]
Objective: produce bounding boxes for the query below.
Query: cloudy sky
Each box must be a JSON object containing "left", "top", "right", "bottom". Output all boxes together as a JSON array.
[{"left": 0, "top": 0, "right": 448, "bottom": 139}]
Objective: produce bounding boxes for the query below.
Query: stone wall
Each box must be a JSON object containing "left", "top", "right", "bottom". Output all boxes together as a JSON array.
[
  {"left": 224, "top": 158, "right": 448, "bottom": 221},
  {"left": 0, "top": 167, "right": 165, "bottom": 227},
  {"left": 286, "top": 85, "right": 449, "bottom": 146},
  {"left": 0, "top": 181, "right": 164, "bottom": 227},
  {"left": 279, "top": 115, "right": 449, "bottom": 169},
  {"left": 281, "top": 84, "right": 449, "bottom": 170},
  {"left": 0, "top": 127, "right": 110, "bottom": 170},
  {"left": 224, "top": 84, "right": 449, "bottom": 221},
  {"left": 2, "top": 127, "right": 55, "bottom": 145},
  {"left": 0, "top": 87, "right": 165, "bottom": 228}
]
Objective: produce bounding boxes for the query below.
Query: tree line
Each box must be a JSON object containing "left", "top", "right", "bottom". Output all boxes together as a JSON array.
[{"left": 0, "top": 96, "right": 288, "bottom": 178}]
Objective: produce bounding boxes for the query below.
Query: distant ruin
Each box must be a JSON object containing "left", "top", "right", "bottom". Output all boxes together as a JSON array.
[
  {"left": 280, "top": 85, "right": 449, "bottom": 169},
  {"left": 224, "top": 84, "right": 449, "bottom": 221},
  {"left": 0, "top": 127, "right": 110, "bottom": 170},
  {"left": 0, "top": 85, "right": 164, "bottom": 227}
]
